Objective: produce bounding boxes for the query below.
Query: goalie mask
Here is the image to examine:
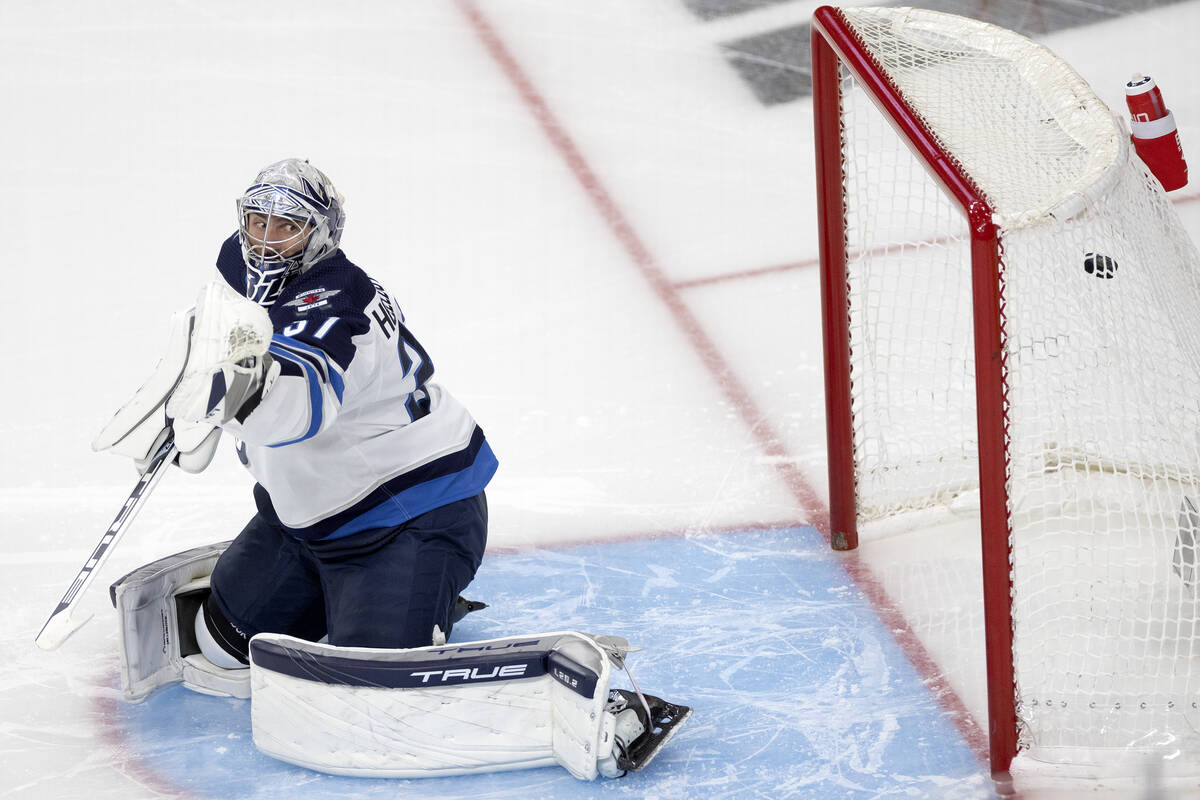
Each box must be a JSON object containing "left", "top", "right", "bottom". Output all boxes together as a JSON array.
[{"left": 237, "top": 159, "right": 345, "bottom": 306}]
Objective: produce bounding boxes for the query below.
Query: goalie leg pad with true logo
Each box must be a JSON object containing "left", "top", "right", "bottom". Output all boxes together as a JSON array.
[{"left": 248, "top": 630, "right": 688, "bottom": 780}]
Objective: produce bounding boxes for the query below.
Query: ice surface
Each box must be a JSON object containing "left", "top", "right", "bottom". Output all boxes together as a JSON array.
[
  {"left": 2, "top": 0, "right": 1199, "bottom": 797},
  {"left": 96, "top": 531, "right": 992, "bottom": 799}
]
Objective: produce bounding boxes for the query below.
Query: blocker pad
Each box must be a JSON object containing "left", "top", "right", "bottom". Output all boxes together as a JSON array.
[{"left": 109, "top": 540, "right": 242, "bottom": 701}]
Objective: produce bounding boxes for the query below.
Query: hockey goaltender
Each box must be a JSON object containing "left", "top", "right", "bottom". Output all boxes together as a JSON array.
[{"left": 84, "top": 158, "right": 689, "bottom": 780}]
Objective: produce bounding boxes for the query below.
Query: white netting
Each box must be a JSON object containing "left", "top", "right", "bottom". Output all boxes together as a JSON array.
[{"left": 833, "top": 5, "right": 1200, "bottom": 777}]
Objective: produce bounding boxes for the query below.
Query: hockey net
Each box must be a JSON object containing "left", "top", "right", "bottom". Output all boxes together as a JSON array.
[{"left": 814, "top": 5, "right": 1200, "bottom": 786}]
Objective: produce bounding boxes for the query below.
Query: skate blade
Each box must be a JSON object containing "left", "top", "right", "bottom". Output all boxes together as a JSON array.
[{"left": 620, "top": 701, "right": 692, "bottom": 772}]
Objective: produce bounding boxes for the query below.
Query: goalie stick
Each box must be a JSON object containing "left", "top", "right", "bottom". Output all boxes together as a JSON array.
[{"left": 35, "top": 435, "right": 178, "bottom": 651}]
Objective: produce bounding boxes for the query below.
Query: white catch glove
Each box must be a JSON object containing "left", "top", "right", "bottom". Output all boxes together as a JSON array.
[{"left": 167, "top": 281, "right": 277, "bottom": 426}]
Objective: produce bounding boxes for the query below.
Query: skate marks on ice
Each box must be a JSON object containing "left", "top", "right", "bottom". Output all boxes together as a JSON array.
[{"left": 109, "top": 528, "right": 993, "bottom": 799}]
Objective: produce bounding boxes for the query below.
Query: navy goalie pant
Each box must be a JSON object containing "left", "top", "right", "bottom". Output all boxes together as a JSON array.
[{"left": 207, "top": 492, "right": 488, "bottom": 659}]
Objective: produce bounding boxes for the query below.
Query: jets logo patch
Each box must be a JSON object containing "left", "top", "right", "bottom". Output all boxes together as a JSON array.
[{"left": 283, "top": 288, "right": 340, "bottom": 312}]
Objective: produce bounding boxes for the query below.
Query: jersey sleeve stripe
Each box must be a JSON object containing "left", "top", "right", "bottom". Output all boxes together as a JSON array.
[
  {"left": 271, "top": 335, "right": 346, "bottom": 402},
  {"left": 271, "top": 335, "right": 327, "bottom": 381},
  {"left": 277, "top": 328, "right": 354, "bottom": 375},
  {"left": 265, "top": 347, "right": 324, "bottom": 446}
]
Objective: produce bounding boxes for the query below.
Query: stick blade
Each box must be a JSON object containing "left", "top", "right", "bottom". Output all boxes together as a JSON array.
[{"left": 35, "top": 609, "right": 93, "bottom": 651}]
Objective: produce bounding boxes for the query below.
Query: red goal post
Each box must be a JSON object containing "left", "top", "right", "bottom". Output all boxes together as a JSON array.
[
  {"left": 811, "top": 4, "right": 1016, "bottom": 775},
  {"left": 811, "top": 4, "right": 1200, "bottom": 787}
]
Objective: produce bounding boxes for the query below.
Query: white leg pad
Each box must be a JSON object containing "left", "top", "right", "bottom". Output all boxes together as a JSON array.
[
  {"left": 110, "top": 541, "right": 249, "bottom": 701},
  {"left": 249, "top": 631, "right": 621, "bottom": 780}
]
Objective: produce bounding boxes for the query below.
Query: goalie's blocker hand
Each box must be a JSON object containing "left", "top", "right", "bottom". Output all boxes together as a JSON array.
[{"left": 93, "top": 305, "right": 222, "bottom": 475}]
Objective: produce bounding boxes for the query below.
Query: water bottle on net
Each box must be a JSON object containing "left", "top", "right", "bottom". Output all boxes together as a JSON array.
[{"left": 1125, "top": 74, "right": 1188, "bottom": 191}]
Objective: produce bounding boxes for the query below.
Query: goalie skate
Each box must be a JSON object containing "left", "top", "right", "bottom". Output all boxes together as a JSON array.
[{"left": 599, "top": 689, "right": 692, "bottom": 777}]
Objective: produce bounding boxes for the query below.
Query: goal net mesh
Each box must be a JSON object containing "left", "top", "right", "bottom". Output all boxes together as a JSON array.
[{"left": 834, "top": 5, "right": 1200, "bottom": 773}]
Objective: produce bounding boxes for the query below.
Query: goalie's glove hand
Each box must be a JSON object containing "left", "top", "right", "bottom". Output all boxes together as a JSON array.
[{"left": 166, "top": 281, "right": 277, "bottom": 426}]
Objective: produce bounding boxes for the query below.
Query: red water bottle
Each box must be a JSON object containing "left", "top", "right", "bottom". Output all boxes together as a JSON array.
[{"left": 1126, "top": 74, "right": 1188, "bottom": 191}]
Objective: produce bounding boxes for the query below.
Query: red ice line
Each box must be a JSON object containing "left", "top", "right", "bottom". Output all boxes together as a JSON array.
[
  {"left": 455, "top": 0, "right": 991, "bottom": 769},
  {"left": 674, "top": 188, "right": 1200, "bottom": 291},
  {"left": 454, "top": 0, "right": 827, "bottom": 532}
]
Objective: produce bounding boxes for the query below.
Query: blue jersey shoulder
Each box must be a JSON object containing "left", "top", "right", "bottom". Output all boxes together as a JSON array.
[
  {"left": 268, "top": 250, "right": 379, "bottom": 373},
  {"left": 213, "top": 233, "right": 397, "bottom": 375},
  {"left": 216, "top": 233, "right": 244, "bottom": 293},
  {"left": 269, "top": 254, "right": 375, "bottom": 327}
]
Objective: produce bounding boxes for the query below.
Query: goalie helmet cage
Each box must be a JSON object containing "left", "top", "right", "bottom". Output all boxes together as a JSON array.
[{"left": 812, "top": 4, "right": 1200, "bottom": 787}]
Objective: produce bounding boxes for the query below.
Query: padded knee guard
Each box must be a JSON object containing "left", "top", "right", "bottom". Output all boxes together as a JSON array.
[
  {"left": 196, "top": 592, "right": 251, "bottom": 668},
  {"left": 109, "top": 541, "right": 250, "bottom": 701}
]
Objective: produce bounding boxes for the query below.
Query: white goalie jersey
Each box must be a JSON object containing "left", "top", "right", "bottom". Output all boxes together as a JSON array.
[{"left": 214, "top": 234, "right": 498, "bottom": 540}]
